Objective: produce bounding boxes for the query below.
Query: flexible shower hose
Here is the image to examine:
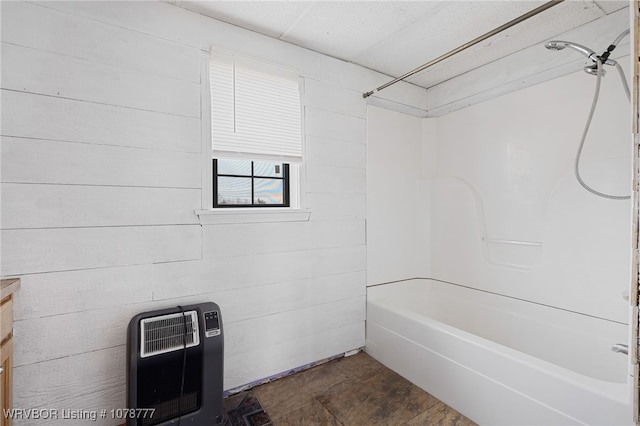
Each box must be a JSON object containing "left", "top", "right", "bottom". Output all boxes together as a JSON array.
[{"left": 574, "top": 58, "right": 630, "bottom": 200}]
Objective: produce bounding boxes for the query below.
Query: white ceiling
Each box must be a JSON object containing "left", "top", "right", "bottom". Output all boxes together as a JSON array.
[{"left": 167, "top": 0, "right": 629, "bottom": 94}]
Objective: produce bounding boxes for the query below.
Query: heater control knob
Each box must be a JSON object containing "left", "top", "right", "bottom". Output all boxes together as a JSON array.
[{"left": 204, "top": 310, "right": 221, "bottom": 338}]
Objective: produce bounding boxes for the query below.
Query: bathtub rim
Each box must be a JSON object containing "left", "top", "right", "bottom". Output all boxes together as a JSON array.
[{"left": 367, "top": 278, "right": 629, "bottom": 328}]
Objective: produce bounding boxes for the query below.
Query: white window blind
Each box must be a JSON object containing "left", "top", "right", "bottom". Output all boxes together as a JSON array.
[{"left": 210, "top": 50, "right": 303, "bottom": 163}]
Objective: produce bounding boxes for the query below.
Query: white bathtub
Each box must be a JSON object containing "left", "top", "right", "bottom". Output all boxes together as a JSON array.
[{"left": 365, "top": 279, "right": 632, "bottom": 425}]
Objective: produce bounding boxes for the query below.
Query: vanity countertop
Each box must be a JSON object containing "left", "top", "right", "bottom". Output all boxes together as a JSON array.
[{"left": 0, "top": 278, "right": 20, "bottom": 300}]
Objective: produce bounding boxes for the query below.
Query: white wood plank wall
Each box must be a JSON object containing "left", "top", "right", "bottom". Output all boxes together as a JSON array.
[{"left": 0, "top": 2, "right": 427, "bottom": 424}]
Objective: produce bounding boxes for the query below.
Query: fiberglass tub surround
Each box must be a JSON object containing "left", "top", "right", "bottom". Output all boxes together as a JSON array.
[
  {"left": 428, "top": 49, "right": 632, "bottom": 324},
  {"left": 367, "top": 52, "right": 633, "bottom": 322},
  {"left": 365, "top": 18, "right": 633, "bottom": 426}
]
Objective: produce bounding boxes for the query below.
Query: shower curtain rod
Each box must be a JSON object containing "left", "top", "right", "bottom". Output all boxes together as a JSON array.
[{"left": 362, "top": 0, "right": 565, "bottom": 99}]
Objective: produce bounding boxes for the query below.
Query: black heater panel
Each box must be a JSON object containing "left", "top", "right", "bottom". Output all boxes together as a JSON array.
[
  {"left": 127, "top": 303, "right": 223, "bottom": 426},
  {"left": 136, "top": 349, "right": 202, "bottom": 424}
]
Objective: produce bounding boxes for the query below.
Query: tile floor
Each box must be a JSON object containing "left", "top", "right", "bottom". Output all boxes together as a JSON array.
[{"left": 249, "top": 351, "right": 478, "bottom": 426}]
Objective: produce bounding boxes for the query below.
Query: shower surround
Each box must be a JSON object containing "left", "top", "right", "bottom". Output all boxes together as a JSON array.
[{"left": 366, "top": 54, "right": 633, "bottom": 424}]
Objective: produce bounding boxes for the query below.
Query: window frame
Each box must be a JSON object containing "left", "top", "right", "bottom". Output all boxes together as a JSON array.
[
  {"left": 196, "top": 50, "right": 310, "bottom": 224},
  {"left": 212, "top": 159, "right": 291, "bottom": 208}
]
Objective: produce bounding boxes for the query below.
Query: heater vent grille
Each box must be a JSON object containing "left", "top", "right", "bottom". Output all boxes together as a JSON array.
[
  {"left": 140, "top": 311, "right": 200, "bottom": 358},
  {"left": 141, "top": 392, "right": 199, "bottom": 426}
]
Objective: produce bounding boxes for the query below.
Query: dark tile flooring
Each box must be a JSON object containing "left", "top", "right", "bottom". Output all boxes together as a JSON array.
[{"left": 243, "top": 351, "right": 478, "bottom": 426}]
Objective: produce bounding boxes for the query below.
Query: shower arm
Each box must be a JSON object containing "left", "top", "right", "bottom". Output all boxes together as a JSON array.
[{"left": 362, "top": 0, "right": 565, "bottom": 98}]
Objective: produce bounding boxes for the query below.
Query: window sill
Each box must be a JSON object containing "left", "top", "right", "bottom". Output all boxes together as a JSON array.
[{"left": 195, "top": 208, "right": 311, "bottom": 225}]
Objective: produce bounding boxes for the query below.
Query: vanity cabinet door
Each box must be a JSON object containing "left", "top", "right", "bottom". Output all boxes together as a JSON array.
[{"left": 0, "top": 295, "right": 14, "bottom": 426}]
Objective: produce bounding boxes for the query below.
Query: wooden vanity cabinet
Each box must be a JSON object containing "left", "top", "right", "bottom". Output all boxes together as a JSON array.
[{"left": 1, "top": 279, "right": 20, "bottom": 426}]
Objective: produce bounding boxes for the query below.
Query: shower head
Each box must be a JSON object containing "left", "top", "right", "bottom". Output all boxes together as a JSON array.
[
  {"left": 544, "top": 41, "right": 566, "bottom": 51},
  {"left": 545, "top": 40, "right": 603, "bottom": 76},
  {"left": 545, "top": 41, "right": 596, "bottom": 59}
]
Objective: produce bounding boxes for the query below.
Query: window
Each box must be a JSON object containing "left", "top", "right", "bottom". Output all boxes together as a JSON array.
[
  {"left": 209, "top": 50, "right": 302, "bottom": 210},
  {"left": 214, "top": 159, "right": 289, "bottom": 207}
]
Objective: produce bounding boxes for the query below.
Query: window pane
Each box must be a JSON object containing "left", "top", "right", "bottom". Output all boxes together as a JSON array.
[
  {"left": 217, "top": 159, "right": 251, "bottom": 176},
  {"left": 254, "top": 178, "right": 284, "bottom": 205},
  {"left": 254, "top": 161, "right": 283, "bottom": 178},
  {"left": 217, "top": 177, "right": 252, "bottom": 205}
]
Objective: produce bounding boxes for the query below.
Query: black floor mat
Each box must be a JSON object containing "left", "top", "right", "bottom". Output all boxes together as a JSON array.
[{"left": 223, "top": 391, "right": 272, "bottom": 426}]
